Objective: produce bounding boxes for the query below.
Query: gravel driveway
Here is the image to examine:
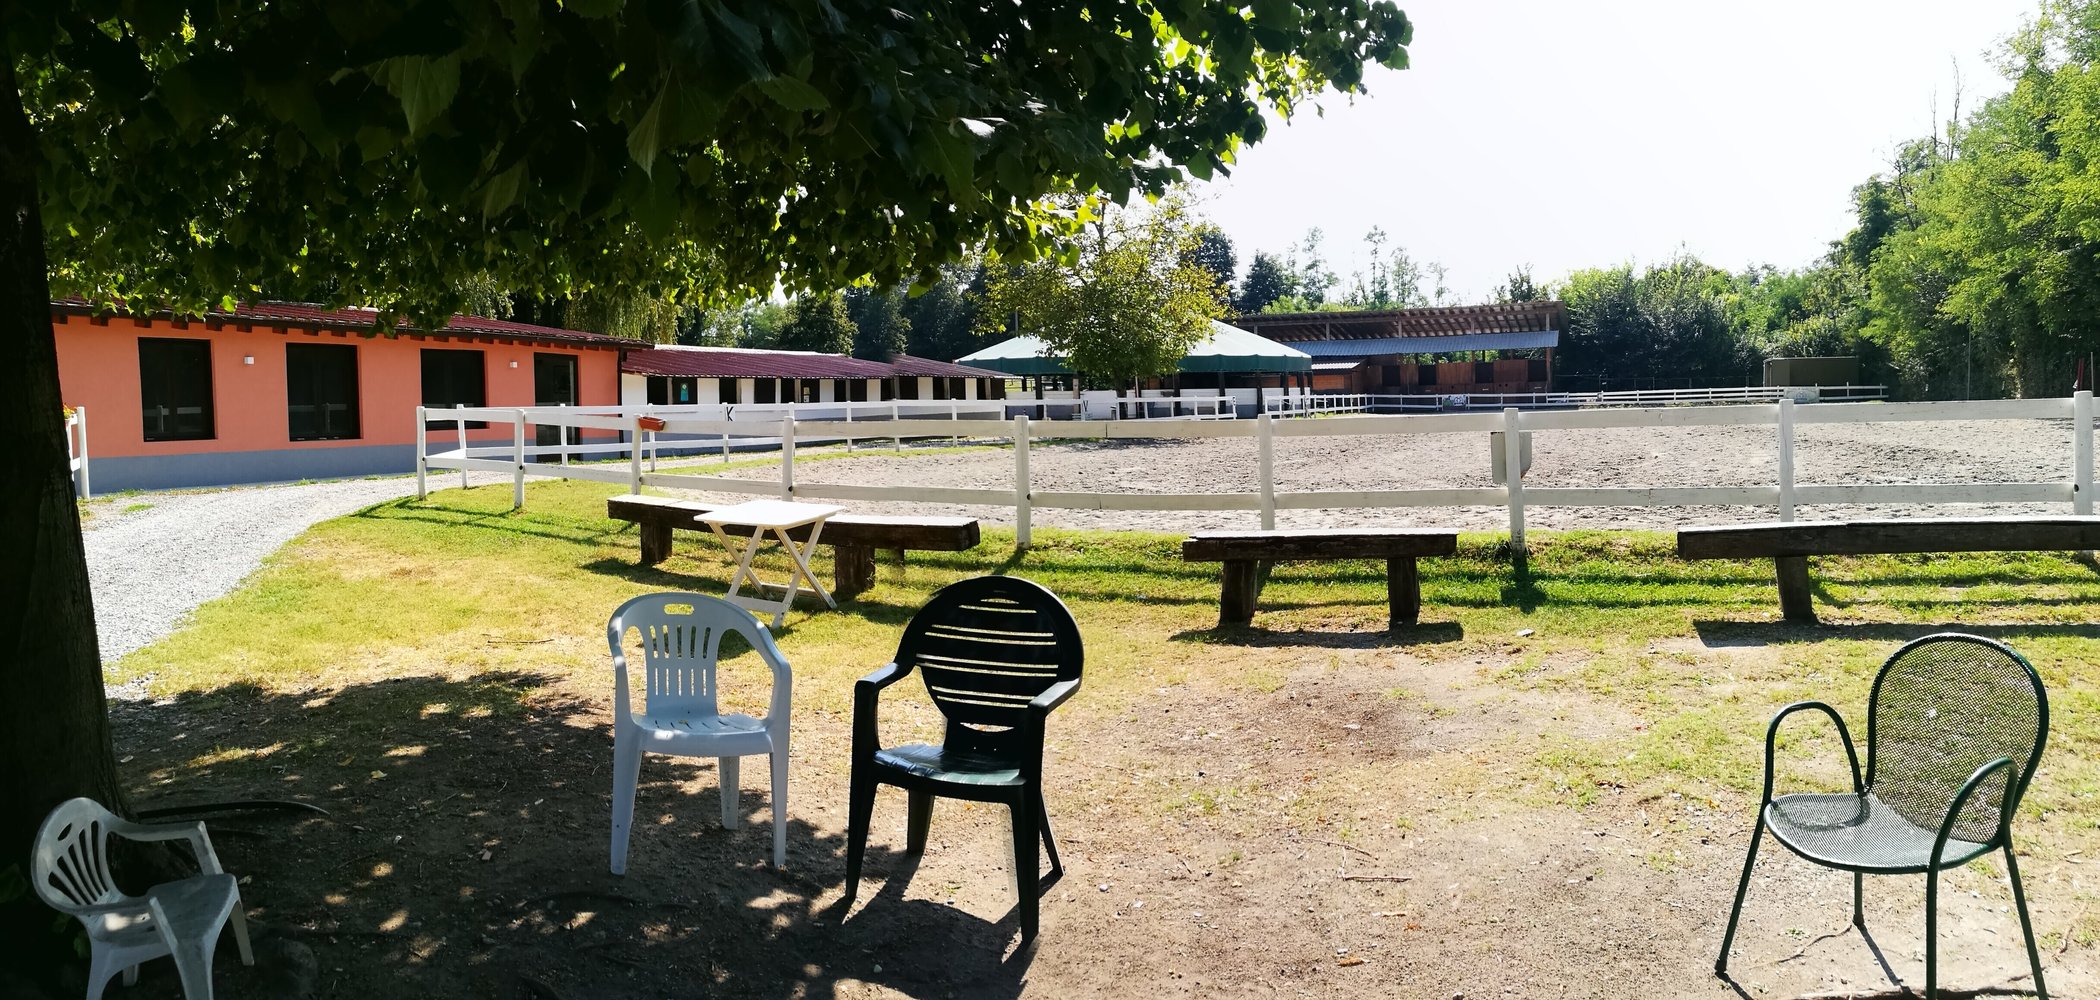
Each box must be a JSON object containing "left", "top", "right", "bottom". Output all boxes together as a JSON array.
[{"left": 84, "top": 475, "right": 428, "bottom": 666}]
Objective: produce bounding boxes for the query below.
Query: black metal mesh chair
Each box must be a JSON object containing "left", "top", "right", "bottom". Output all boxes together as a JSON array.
[
  {"left": 1716, "top": 633, "right": 2050, "bottom": 999},
  {"left": 841, "top": 576, "right": 1083, "bottom": 941}
]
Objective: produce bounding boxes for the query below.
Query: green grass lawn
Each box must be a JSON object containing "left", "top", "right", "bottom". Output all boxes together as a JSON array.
[
  {"left": 114, "top": 477, "right": 2100, "bottom": 849},
  {"left": 105, "top": 479, "right": 2100, "bottom": 979}
]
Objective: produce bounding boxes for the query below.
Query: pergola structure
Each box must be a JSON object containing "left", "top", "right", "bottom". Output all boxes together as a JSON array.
[
  {"left": 958, "top": 320, "right": 1313, "bottom": 403},
  {"left": 1234, "top": 301, "right": 1566, "bottom": 397}
]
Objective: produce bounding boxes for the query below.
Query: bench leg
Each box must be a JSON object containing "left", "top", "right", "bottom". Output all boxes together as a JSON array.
[
  {"left": 1387, "top": 556, "right": 1420, "bottom": 628},
  {"left": 639, "top": 522, "right": 673, "bottom": 566},
  {"left": 835, "top": 543, "right": 877, "bottom": 600},
  {"left": 1774, "top": 556, "right": 1818, "bottom": 624},
  {"left": 1219, "top": 560, "right": 1263, "bottom": 627}
]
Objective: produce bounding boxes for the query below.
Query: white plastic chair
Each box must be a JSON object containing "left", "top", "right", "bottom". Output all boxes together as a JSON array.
[
  {"left": 32, "top": 797, "right": 255, "bottom": 1000},
  {"left": 608, "top": 592, "right": 793, "bottom": 872}
]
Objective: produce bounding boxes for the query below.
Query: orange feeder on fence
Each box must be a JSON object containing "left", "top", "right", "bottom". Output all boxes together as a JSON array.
[{"left": 637, "top": 416, "right": 668, "bottom": 432}]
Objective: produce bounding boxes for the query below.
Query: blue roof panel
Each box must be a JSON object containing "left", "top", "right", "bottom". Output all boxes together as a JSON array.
[{"left": 1290, "top": 330, "right": 1560, "bottom": 357}]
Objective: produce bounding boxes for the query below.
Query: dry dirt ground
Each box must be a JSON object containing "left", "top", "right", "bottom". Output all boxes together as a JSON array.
[
  {"left": 675, "top": 417, "right": 2085, "bottom": 532},
  {"left": 100, "top": 628, "right": 2094, "bottom": 1000}
]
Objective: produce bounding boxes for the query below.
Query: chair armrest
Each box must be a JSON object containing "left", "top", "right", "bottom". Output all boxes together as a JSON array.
[
  {"left": 1028, "top": 678, "right": 1081, "bottom": 717},
  {"left": 853, "top": 663, "right": 911, "bottom": 759},
  {"left": 1761, "top": 701, "right": 1863, "bottom": 806},
  {"left": 112, "top": 820, "right": 223, "bottom": 875},
  {"left": 1930, "top": 756, "right": 2016, "bottom": 868}
]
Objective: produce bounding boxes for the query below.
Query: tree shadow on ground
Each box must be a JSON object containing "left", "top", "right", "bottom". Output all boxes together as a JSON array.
[
  {"left": 1692, "top": 619, "right": 2100, "bottom": 648},
  {"left": 97, "top": 672, "right": 1038, "bottom": 1000},
  {"left": 1169, "top": 622, "right": 1464, "bottom": 649}
]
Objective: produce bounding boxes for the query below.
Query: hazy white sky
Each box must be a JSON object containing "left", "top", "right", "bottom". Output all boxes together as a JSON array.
[{"left": 1190, "top": 0, "right": 2037, "bottom": 301}]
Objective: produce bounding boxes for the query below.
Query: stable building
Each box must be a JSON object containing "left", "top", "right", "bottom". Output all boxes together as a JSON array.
[
  {"left": 52, "top": 300, "right": 625, "bottom": 491},
  {"left": 957, "top": 320, "right": 1312, "bottom": 413},
  {"left": 1234, "top": 301, "right": 1565, "bottom": 397},
  {"left": 618, "top": 347, "right": 1008, "bottom": 406}
]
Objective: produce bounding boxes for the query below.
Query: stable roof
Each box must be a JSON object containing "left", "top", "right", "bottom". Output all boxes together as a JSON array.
[
  {"left": 52, "top": 299, "right": 634, "bottom": 349},
  {"left": 957, "top": 320, "right": 1310, "bottom": 375},
  {"left": 884, "top": 353, "right": 1010, "bottom": 378},
  {"left": 623, "top": 347, "right": 896, "bottom": 379}
]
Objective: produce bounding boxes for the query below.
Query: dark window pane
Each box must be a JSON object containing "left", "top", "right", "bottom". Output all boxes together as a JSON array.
[
  {"left": 286, "top": 343, "right": 360, "bottom": 441},
  {"left": 951, "top": 377, "right": 967, "bottom": 399},
  {"left": 139, "top": 338, "right": 215, "bottom": 441},
  {"left": 719, "top": 377, "right": 741, "bottom": 404},
  {"left": 1528, "top": 358, "right": 1549, "bottom": 381},
  {"left": 1419, "top": 364, "right": 1438, "bottom": 386},
  {"left": 1474, "top": 361, "right": 1496, "bottom": 384},
  {"left": 754, "top": 378, "right": 777, "bottom": 404},
  {"left": 422, "top": 349, "right": 486, "bottom": 430},
  {"left": 647, "top": 376, "right": 669, "bottom": 405},
  {"left": 673, "top": 377, "right": 696, "bottom": 404}
]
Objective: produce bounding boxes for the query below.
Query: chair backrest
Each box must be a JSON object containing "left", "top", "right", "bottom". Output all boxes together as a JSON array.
[
  {"left": 606, "top": 593, "right": 790, "bottom": 721},
  {"left": 894, "top": 576, "right": 1083, "bottom": 750},
  {"left": 1866, "top": 633, "right": 2047, "bottom": 844},
  {"left": 32, "top": 797, "right": 128, "bottom": 915}
]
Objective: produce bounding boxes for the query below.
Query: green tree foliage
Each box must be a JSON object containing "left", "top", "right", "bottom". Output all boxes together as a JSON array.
[
  {"left": 1, "top": 5, "right": 1415, "bottom": 967},
  {"left": 1557, "top": 255, "right": 1741, "bottom": 387},
  {"left": 1494, "top": 265, "right": 1542, "bottom": 303},
  {"left": 1185, "top": 226, "right": 1238, "bottom": 298},
  {"left": 1286, "top": 228, "right": 1340, "bottom": 306},
  {"left": 902, "top": 264, "right": 993, "bottom": 361},
  {"left": 1234, "top": 251, "right": 1294, "bottom": 314},
  {"left": 1835, "top": 3, "right": 2100, "bottom": 397},
  {"left": 980, "top": 199, "right": 1228, "bottom": 390},
  {"left": 844, "top": 286, "right": 911, "bottom": 360},
  {"left": 773, "top": 292, "right": 857, "bottom": 354}
]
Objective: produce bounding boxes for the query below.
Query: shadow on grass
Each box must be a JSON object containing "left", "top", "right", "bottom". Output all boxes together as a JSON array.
[
  {"left": 1170, "top": 621, "right": 1465, "bottom": 649},
  {"left": 352, "top": 499, "right": 631, "bottom": 547},
  {"left": 100, "top": 672, "right": 1036, "bottom": 1000},
  {"left": 1692, "top": 619, "right": 2100, "bottom": 648}
]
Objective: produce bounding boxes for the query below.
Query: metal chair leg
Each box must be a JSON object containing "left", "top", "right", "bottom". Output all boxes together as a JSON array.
[
  {"left": 2004, "top": 843, "right": 2049, "bottom": 1000},
  {"left": 1853, "top": 871, "right": 1864, "bottom": 930},
  {"left": 1716, "top": 816, "right": 1765, "bottom": 976},
  {"left": 1925, "top": 865, "right": 1940, "bottom": 1000}
]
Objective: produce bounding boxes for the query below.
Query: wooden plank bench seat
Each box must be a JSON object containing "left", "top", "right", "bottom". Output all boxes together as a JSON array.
[
  {"left": 1677, "top": 516, "right": 2100, "bottom": 623},
  {"left": 1181, "top": 528, "right": 1459, "bottom": 629},
  {"left": 606, "top": 494, "right": 980, "bottom": 598}
]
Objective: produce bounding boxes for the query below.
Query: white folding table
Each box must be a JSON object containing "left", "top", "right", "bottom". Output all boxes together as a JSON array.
[{"left": 695, "top": 499, "right": 845, "bottom": 629}]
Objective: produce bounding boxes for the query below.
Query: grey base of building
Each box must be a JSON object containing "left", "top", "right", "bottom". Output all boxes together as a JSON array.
[{"left": 88, "top": 443, "right": 422, "bottom": 493}]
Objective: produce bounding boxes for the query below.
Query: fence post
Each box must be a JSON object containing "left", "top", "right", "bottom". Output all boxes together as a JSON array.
[
  {"left": 892, "top": 401, "right": 902, "bottom": 452},
  {"left": 780, "top": 415, "right": 796, "bottom": 499},
  {"left": 511, "top": 410, "right": 527, "bottom": 509},
  {"left": 559, "top": 404, "right": 571, "bottom": 468},
  {"left": 75, "top": 406, "right": 90, "bottom": 499},
  {"left": 1503, "top": 407, "right": 1526, "bottom": 553},
  {"left": 456, "top": 415, "right": 470, "bottom": 490},
  {"left": 844, "top": 402, "right": 855, "bottom": 452},
  {"left": 2075, "top": 390, "right": 2094, "bottom": 517},
  {"left": 1257, "top": 411, "right": 1276, "bottom": 530},
  {"left": 629, "top": 416, "right": 644, "bottom": 494},
  {"left": 415, "top": 406, "right": 427, "bottom": 499},
  {"left": 1014, "top": 415, "right": 1033, "bottom": 548},
  {"left": 1777, "top": 397, "right": 1796, "bottom": 521}
]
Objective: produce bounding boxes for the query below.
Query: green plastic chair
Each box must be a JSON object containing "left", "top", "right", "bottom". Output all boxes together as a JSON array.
[
  {"left": 1715, "top": 633, "right": 2050, "bottom": 999},
  {"left": 840, "top": 575, "right": 1083, "bottom": 942}
]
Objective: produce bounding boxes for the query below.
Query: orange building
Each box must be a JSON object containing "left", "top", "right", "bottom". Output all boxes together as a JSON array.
[{"left": 52, "top": 301, "right": 626, "bottom": 491}]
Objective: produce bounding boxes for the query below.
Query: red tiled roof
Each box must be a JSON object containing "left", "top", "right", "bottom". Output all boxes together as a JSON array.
[
  {"left": 622, "top": 347, "right": 897, "bottom": 379},
  {"left": 884, "top": 354, "right": 1010, "bottom": 378},
  {"left": 51, "top": 298, "right": 633, "bottom": 349}
]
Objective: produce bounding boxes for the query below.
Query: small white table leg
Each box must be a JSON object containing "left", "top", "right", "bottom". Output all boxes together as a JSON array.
[{"left": 784, "top": 520, "right": 837, "bottom": 609}]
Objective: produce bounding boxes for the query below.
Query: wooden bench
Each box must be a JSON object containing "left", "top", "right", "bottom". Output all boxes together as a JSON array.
[
  {"left": 1181, "top": 529, "right": 1458, "bottom": 629},
  {"left": 606, "top": 494, "right": 980, "bottom": 599},
  {"left": 1677, "top": 516, "right": 2100, "bottom": 623}
]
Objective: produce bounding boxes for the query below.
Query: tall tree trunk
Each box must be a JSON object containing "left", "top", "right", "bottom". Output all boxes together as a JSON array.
[{"left": 1, "top": 55, "right": 131, "bottom": 977}]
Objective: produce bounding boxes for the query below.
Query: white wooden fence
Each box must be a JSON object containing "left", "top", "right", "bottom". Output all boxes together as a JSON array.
[
  {"left": 65, "top": 407, "right": 90, "bottom": 498},
  {"left": 417, "top": 392, "right": 2096, "bottom": 552}
]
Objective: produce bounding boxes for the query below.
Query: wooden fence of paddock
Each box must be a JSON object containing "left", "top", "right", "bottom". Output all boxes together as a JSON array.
[{"left": 418, "top": 392, "right": 2095, "bottom": 552}]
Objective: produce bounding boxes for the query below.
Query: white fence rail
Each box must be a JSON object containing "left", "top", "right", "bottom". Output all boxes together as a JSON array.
[
  {"left": 1339, "top": 384, "right": 1888, "bottom": 413},
  {"left": 65, "top": 407, "right": 89, "bottom": 498},
  {"left": 417, "top": 393, "right": 2096, "bottom": 551}
]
